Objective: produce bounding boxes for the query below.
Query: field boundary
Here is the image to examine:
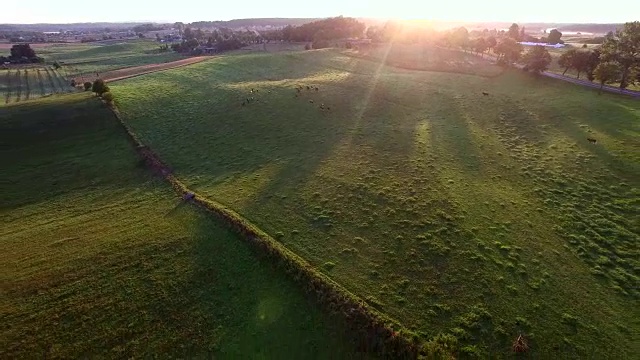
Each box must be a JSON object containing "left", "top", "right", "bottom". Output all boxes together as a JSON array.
[
  {"left": 107, "top": 103, "right": 421, "bottom": 359},
  {"left": 90, "top": 57, "right": 209, "bottom": 83}
]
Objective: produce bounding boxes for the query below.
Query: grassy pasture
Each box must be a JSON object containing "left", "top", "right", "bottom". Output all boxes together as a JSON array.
[
  {"left": 112, "top": 49, "right": 639, "bottom": 357},
  {"left": 349, "top": 43, "right": 504, "bottom": 77},
  {"left": 37, "top": 40, "right": 184, "bottom": 81},
  {"left": 0, "top": 93, "right": 359, "bottom": 358}
]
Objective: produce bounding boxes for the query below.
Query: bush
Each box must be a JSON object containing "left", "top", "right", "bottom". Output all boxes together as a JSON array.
[
  {"left": 312, "top": 39, "right": 330, "bottom": 49},
  {"left": 345, "top": 42, "right": 353, "bottom": 49},
  {"left": 70, "top": 79, "right": 76, "bottom": 87},
  {"left": 84, "top": 82, "right": 92, "bottom": 91},
  {"left": 304, "top": 43, "right": 311, "bottom": 50},
  {"left": 92, "top": 79, "right": 108, "bottom": 96},
  {"left": 101, "top": 91, "right": 114, "bottom": 104}
]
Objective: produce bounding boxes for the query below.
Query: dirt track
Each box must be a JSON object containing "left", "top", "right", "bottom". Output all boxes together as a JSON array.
[{"left": 74, "top": 56, "right": 208, "bottom": 83}]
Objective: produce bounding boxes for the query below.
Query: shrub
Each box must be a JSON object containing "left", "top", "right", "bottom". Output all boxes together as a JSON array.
[
  {"left": 312, "top": 39, "right": 330, "bottom": 49},
  {"left": 92, "top": 79, "right": 108, "bottom": 96},
  {"left": 304, "top": 43, "right": 311, "bottom": 50},
  {"left": 346, "top": 42, "right": 353, "bottom": 49},
  {"left": 70, "top": 79, "right": 76, "bottom": 87},
  {"left": 101, "top": 91, "right": 114, "bottom": 104},
  {"left": 84, "top": 82, "right": 92, "bottom": 91}
]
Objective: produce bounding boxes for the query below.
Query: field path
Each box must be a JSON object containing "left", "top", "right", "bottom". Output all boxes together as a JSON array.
[{"left": 82, "top": 56, "right": 209, "bottom": 83}]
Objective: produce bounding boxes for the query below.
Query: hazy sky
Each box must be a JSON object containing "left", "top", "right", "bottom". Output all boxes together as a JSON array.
[{"left": 2, "top": 0, "right": 639, "bottom": 24}]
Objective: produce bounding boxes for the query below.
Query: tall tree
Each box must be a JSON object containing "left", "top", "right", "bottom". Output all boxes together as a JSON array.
[
  {"left": 487, "top": 36, "right": 497, "bottom": 52},
  {"left": 601, "top": 21, "right": 640, "bottom": 89},
  {"left": 547, "top": 29, "right": 563, "bottom": 44},
  {"left": 183, "top": 27, "right": 194, "bottom": 41},
  {"left": 558, "top": 49, "right": 578, "bottom": 75},
  {"left": 174, "top": 22, "right": 185, "bottom": 36},
  {"left": 9, "top": 44, "right": 36, "bottom": 59},
  {"left": 495, "top": 38, "right": 523, "bottom": 65},
  {"left": 594, "top": 62, "right": 621, "bottom": 93},
  {"left": 522, "top": 45, "right": 552, "bottom": 73},
  {"left": 473, "top": 37, "right": 488, "bottom": 56},
  {"left": 508, "top": 23, "right": 520, "bottom": 41},
  {"left": 585, "top": 49, "right": 601, "bottom": 81},
  {"left": 572, "top": 51, "right": 592, "bottom": 79},
  {"left": 451, "top": 27, "right": 470, "bottom": 50}
]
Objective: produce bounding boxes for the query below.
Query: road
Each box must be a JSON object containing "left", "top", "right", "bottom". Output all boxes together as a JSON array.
[{"left": 541, "top": 71, "right": 640, "bottom": 97}]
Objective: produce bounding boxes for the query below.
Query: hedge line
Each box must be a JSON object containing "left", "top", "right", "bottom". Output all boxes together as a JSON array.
[{"left": 109, "top": 105, "right": 422, "bottom": 359}]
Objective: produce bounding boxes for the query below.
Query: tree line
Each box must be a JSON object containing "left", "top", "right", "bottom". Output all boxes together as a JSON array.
[
  {"left": 168, "top": 25, "right": 257, "bottom": 54},
  {"left": 394, "top": 21, "right": 639, "bottom": 90},
  {"left": 261, "top": 16, "right": 366, "bottom": 49}
]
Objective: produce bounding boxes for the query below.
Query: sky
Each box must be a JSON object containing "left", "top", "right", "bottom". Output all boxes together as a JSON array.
[{"left": 2, "top": 0, "right": 639, "bottom": 24}]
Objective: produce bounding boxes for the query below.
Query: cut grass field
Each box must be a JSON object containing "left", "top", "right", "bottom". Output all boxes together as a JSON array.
[
  {"left": 0, "top": 67, "right": 73, "bottom": 105},
  {"left": 37, "top": 40, "right": 185, "bottom": 82},
  {"left": 111, "top": 49, "right": 640, "bottom": 357},
  {"left": 0, "top": 93, "right": 360, "bottom": 358}
]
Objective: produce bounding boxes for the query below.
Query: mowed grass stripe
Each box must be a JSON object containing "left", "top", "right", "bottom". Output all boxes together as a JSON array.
[
  {"left": 112, "top": 49, "right": 639, "bottom": 358},
  {"left": 0, "top": 93, "right": 360, "bottom": 358}
]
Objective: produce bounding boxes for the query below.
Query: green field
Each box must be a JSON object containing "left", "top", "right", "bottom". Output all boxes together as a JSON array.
[
  {"left": 0, "top": 66, "right": 74, "bottom": 105},
  {"left": 350, "top": 43, "right": 504, "bottom": 78},
  {"left": 37, "top": 40, "right": 184, "bottom": 80},
  {"left": 111, "top": 49, "right": 639, "bottom": 357},
  {"left": 0, "top": 93, "right": 360, "bottom": 358}
]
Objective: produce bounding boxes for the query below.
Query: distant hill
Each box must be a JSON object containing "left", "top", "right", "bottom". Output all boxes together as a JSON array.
[
  {"left": 0, "top": 22, "right": 146, "bottom": 32},
  {"left": 0, "top": 19, "right": 625, "bottom": 34},
  {"left": 189, "top": 18, "right": 320, "bottom": 29}
]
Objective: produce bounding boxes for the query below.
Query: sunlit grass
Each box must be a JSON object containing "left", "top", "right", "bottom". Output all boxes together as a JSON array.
[
  {"left": 111, "top": 49, "right": 639, "bottom": 358},
  {"left": 1, "top": 93, "right": 359, "bottom": 358}
]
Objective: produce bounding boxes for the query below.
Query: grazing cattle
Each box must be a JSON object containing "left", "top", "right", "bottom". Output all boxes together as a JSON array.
[
  {"left": 587, "top": 138, "right": 597, "bottom": 144},
  {"left": 482, "top": 91, "right": 489, "bottom": 96},
  {"left": 309, "top": 100, "right": 314, "bottom": 103}
]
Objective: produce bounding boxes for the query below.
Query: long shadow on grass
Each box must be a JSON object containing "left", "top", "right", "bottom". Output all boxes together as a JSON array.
[
  {"left": 426, "top": 91, "right": 483, "bottom": 173},
  {"left": 185, "top": 207, "right": 361, "bottom": 359},
  {"left": 0, "top": 95, "right": 143, "bottom": 210}
]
